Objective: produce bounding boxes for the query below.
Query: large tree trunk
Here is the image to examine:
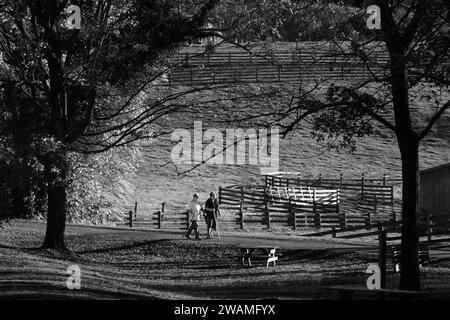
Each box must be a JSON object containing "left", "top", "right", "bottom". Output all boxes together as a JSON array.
[
  {"left": 397, "top": 136, "right": 421, "bottom": 291},
  {"left": 42, "top": 157, "right": 68, "bottom": 251},
  {"left": 42, "top": 14, "right": 69, "bottom": 251},
  {"left": 386, "top": 35, "right": 422, "bottom": 290}
]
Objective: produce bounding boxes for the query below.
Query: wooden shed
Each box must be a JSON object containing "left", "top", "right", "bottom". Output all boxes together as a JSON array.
[{"left": 420, "top": 163, "right": 450, "bottom": 218}]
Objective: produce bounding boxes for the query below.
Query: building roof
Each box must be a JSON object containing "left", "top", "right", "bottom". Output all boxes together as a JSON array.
[{"left": 420, "top": 163, "right": 450, "bottom": 175}]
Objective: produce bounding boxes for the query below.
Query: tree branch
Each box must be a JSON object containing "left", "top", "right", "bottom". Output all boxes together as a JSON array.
[{"left": 418, "top": 100, "right": 450, "bottom": 141}]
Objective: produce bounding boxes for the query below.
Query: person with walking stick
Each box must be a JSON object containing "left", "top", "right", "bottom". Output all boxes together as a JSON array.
[{"left": 204, "top": 192, "right": 220, "bottom": 239}]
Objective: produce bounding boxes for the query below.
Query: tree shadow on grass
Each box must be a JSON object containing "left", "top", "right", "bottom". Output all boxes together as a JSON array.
[
  {"left": 75, "top": 239, "right": 169, "bottom": 255},
  {"left": 0, "top": 282, "right": 158, "bottom": 299},
  {"left": 147, "top": 280, "right": 330, "bottom": 300},
  {"left": 280, "top": 248, "right": 376, "bottom": 263}
]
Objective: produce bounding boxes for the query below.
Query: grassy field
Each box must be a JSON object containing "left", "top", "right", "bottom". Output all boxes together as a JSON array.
[
  {"left": 120, "top": 82, "right": 450, "bottom": 214},
  {"left": 1, "top": 220, "right": 450, "bottom": 300}
]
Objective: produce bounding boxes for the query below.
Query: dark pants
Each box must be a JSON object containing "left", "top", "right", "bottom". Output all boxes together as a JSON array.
[
  {"left": 205, "top": 214, "right": 216, "bottom": 230},
  {"left": 186, "top": 220, "right": 200, "bottom": 238}
]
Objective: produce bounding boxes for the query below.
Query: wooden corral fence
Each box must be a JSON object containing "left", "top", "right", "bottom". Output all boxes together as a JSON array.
[
  {"left": 118, "top": 201, "right": 241, "bottom": 231},
  {"left": 166, "top": 42, "right": 390, "bottom": 86},
  {"left": 218, "top": 184, "right": 343, "bottom": 230},
  {"left": 117, "top": 186, "right": 341, "bottom": 231},
  {"left": 304, "top": 211, "right": 450, "bottom": 242},
  {"left": 116, "top": 200, "right": 450, "bottom": 242},
  {"left": 120, "top": 202, "right": 190, "bottom": 230},
  {"left": 264, "top": 173, "right": 401, "bottom": 224},
  {"left": 419, "top": 212, "right": 450, "bottom": 241}
]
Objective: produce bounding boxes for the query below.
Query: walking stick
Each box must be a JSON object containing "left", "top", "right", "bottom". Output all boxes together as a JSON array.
[{"left": 216, "top": 212, "right": 221, "bottom": 240}]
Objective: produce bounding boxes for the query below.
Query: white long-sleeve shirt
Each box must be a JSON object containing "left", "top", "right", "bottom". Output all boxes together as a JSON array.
[{"left": 187, "top": 200, "right": 202, "bottom": 221}]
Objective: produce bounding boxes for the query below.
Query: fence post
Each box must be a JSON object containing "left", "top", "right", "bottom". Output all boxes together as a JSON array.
[
  {"left": 340, "top": 211, "right": 347, "bottom": 229},
  {"left": 377, "top": 221, "right": 383, "bottom": 238},
  {"left": 134, "top": 202, "right": 138, "bottom": 219},
  {"left": 365, "top": 209, "right": 371, "bottom": 229},
  {"left": 219, "top": 186, "right": 222, "bottom": 205},
  {"left": 374, "top": 195, "right": 378, "bottom": 219},
  {"left": 240, "top": 201, "right": 244, "bottom": 230},
  {"left": 157, "top": 210, "right": 162, "bottom": 229},
  {"left": 383, "top": 174, "right": 387, "bottom": 186},
  {"left": 159, "top": 202, "right": 165, "bottom": 229},
  {"left": 336, "top": 200, "right": 341, "bottom": 226},
  {"left": 332, "top": 227, "right": 336, "bottom": 238},
  {"left": 391, "top": 198, "right": 396, "bottom": 223},
  {"left": 290, "top": 199, "right": 297, "bottom": 230},
  {"left": 390, "top": 186, "right": 394, "bottom": 205},
  {"left": 318, "top": 173, "right": 322, "bottom": 185},
  {"left": 240, "top": 186, "right": 244, "bottom": 203},
  {"left": 339, "top": 173, "right": 343, "bottom": 184},
  {"left": 129, "top": 210, "right": 133, "bottom": 228},
  {"left": 378, "top": 226, "right": 387, "bottom": 289},
  {"left": 313, "top": 202, "right": 320, "bottom": 229},
  {"left": 264, "top": 190, "right": 270, "bottom": 229},
  {"left": 361, "top": 173, "right": 365, "bottom": 194},
  {"left": 313, "top": 189, "right": 320, "bottom": 229}
]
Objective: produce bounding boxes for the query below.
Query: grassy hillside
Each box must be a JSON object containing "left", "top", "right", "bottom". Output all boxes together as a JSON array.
[{"left": 121, "top": 82, "right": 450, "bottom": 214}]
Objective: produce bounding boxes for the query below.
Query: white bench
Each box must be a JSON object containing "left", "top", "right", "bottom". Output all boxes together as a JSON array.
[{"left": 238, "top": 245, "right": 279, "bottom": 268}]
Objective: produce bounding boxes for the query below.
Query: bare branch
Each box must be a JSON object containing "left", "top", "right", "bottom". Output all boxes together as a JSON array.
[{"left": 418, "top": 100, "right": 450, "bottom": 141}]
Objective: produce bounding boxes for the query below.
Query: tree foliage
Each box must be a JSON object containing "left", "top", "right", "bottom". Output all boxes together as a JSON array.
[{"left": 0, "top": 0, "right": 219, "bottom": 249}]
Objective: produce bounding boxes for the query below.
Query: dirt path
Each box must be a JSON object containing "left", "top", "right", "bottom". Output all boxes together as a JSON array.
[{"left": 5, "top": 219, "right": 378, "bottom": 251}]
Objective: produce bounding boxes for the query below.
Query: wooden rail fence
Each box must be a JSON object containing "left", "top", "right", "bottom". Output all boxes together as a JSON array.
[
  {"left": 264, "top": 174, "right": 400, "bottom": 223},
  {"left": 116, "top": 199, "right": 449, "bottom": 240},
  {"left": 166, "top": 41, "right": 390, "bottom": 85},
  {"left": 218, "top": 184, "right": 343, "bottom": 229}
]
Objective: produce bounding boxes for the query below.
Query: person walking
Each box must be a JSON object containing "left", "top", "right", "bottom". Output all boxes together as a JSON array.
[
  {"left": 185, "top": 193, "right": 203, "bottom": 240},
  {"left": 204, "top": 192, "right": 220, "bottom": 239}
]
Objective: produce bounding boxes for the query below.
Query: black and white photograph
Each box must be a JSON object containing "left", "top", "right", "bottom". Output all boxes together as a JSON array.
[{"left": 0, "top": 0, "right": 449, "bottom": 316}]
